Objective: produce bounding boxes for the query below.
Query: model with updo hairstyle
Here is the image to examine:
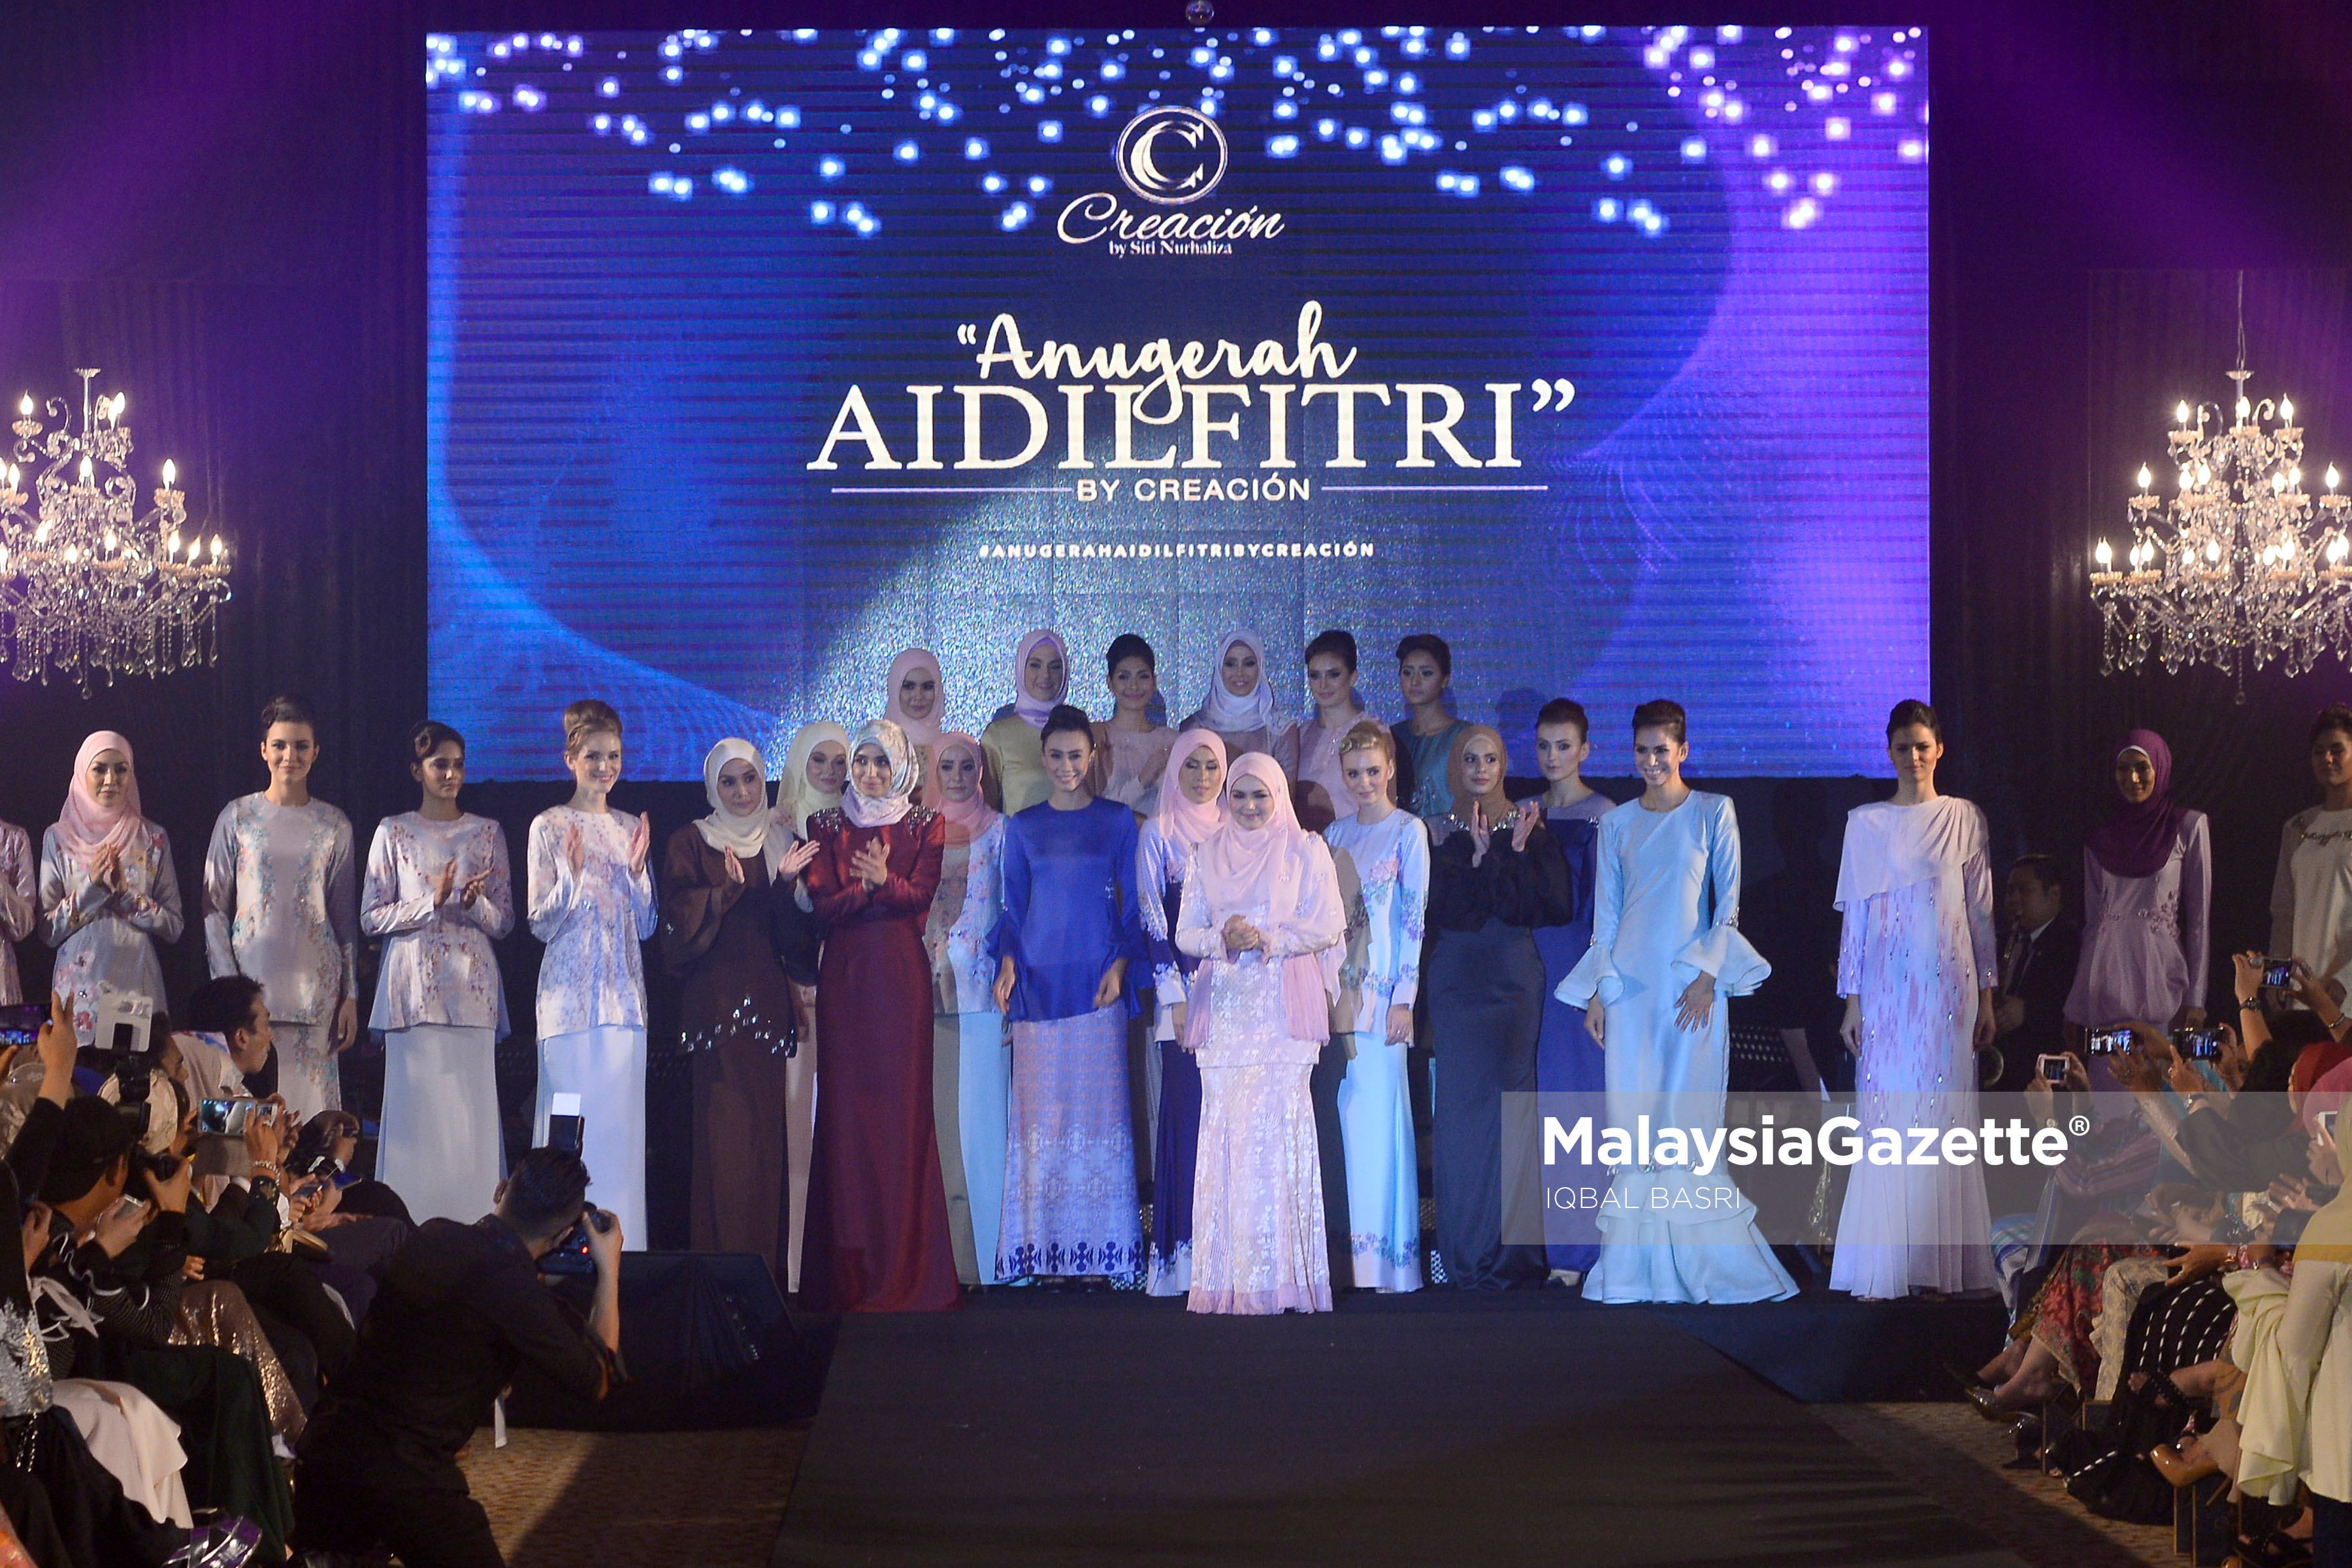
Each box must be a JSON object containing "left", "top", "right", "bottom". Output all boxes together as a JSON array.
[
  {"left": 1298, "top": 630, "right": 1370, "bottom": 832},
  {"left": 1392, "top": 632, "right": 1466, "bottom": 817},
  {"left": 990, "top": 689, "right": 1149, "bottom": 1284},
  {"left": 2273, "top": 702, "right": 2352, "bottom": 1004},
  {"left": 361, "top": 715, "right": 515, "bottom": 1223},
  {"left": 525, "top": 697, "right": 657, "bottom": 1244},
  {"left": 1530, "top": 692, "right": 1613, "bottom": 1279},
  {"left": 204, "top": 685, "right": 357, "bottom": 1119},
  {"left": 1631, "top": 697, "right": 1687, "bottom": 744},
  {"left": 1093, "top": 640, "right": 1177, "bottom": 815},
  {"left": 1826, "top": 694, "right": 2001, "bottom": 1301}
]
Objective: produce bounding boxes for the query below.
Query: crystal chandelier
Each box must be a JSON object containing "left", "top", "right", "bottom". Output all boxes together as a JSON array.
[{"left": 0, "top": 369, "right": 230, "bottom": 693}]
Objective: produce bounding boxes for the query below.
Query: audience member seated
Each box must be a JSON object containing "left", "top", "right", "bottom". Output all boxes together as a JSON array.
[
  {"left": 294, "top": 1147, "right": 623, "bottom": 1568},
  {"left": 1991, "top": 855, "right": 2079, "bottom": 1091}
]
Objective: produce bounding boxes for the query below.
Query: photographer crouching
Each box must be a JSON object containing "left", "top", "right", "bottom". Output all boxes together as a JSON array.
[{"left": 290, "top": 1148, "right": 623, "bottom": 1568}]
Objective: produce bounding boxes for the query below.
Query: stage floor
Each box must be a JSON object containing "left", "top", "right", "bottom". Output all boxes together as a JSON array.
[{"left": 768, "top": 1290, "right": 2035, "bottom": 1568}]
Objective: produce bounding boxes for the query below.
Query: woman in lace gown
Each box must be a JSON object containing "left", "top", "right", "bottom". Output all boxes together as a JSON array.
[
  {"left": 2064, "top": 730, "right": 2210, "bottom": 1037},
  {"left": 1829, "top": 699, "right": 2000, "bottom": 1300},
  {"left": 1175, "top": 753, "right": 1345, "bottom": 1315}
]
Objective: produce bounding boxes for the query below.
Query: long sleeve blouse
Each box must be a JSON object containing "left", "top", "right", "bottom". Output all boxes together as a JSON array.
[
  {"left": 925, "top": 817, "right": 1005, "bottom": 1015},
  {"left": 0, "top": 821, "right": 33, "bottom": 1007},
  {"left": 41, "top": 821, "right": 183, "bottom": 1042},
  {"left": 1322, "top": 809, "right": 1431, "bottom": 1033},
  {"left": 2064, "top": 811, "right": 2211, "bottom": 1027},
  {"left": 203, "top": 794, "right": 359, "bottom": 1026},
  {"left": 527, "top": 806, "right": 657, "bottom": 1037},
  {"left": 660, "top": 826, "right": 815, "bottom": 1053},
  {"left": 1426, "top": 818, "right": 1574, "bottom": 934},
  {"left": 991, "top": 797, "right": 1144, "bottom": 1023},
  {"left": 804, "top": 808, "right": 945, "bottom": 934},
  {"left": 1137, "top": 821, "right": 1194, "bottom": 1015},
  {"left": 361, "top": 812, "right": 514, "bottom": 1036}
]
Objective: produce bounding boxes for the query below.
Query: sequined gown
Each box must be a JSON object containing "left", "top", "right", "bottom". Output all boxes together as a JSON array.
[{"left": 1829, "top": 796, "right": 2001, "bottom": 1299}]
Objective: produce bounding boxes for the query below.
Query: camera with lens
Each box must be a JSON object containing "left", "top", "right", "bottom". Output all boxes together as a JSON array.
[
  {"left": 538, "top": 1205, "right": 613, "bottom": 1278},
  {"left": 89, "top": 988, "right": 175, "bottom": 1177}
]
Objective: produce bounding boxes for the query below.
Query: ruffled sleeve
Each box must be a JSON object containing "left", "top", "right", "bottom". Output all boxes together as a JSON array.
[
  {"left": 1557, "top": 811, "right": 1622, "bottom": 1007},
  {"left": 1671, "top": 796, "right": 1771, "bottom": 996}
]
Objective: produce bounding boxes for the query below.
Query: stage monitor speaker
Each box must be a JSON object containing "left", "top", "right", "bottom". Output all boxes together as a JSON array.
[{"left": 504, "top": 1251, "right": 832, "bottom": 1431}]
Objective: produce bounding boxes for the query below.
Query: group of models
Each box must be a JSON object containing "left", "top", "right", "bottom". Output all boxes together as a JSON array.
[{"left": 1, "top": 627, "right": 2238, "bottom": 1315}]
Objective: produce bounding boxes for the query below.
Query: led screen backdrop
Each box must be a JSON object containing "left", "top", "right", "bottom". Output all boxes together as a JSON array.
[{"left": 426, "top": 25, "right": 1928, "bottom": 779}]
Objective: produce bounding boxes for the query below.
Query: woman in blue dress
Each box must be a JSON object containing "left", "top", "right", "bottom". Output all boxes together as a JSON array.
[
  {"left": 1137, "top": 729, "right": 1228, "bottom": 1295},
  {"left": 1560, "top": 700, "right": 1796, "bottom": 1305},
  {"left": 1526, "top": 698, "right": 1613, "bottom": 1280},
  {"left": 990, "top": 704, "right": 1147, "bottom": 1284}
]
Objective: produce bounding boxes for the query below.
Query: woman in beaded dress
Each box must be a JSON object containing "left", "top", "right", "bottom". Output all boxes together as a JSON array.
[
  {"left": 801, "top": 719, "right": 958, "bottom": 1311},
  {"left": 1137, "top": 729, "right": 1228, "bottom": 1295},
  {"left": 662, "top": 738, "right": 821, "bottom": 1273},
  {"left": 362, "top": 721, "right": 515, "bottom": 1226},
  {"left": 1176, "top": 752, "right": 1345, "bottom": 1315},
  {"left": 42, "top": 730, "right": 184, "bottom": 1046},
  {"left": 1829, "top": 699, "right": 2000, "bottom": 1300}
]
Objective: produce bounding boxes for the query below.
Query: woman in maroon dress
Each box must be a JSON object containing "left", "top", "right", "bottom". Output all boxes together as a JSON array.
[{"left": 802, "top": 718, "right": 960, "bottom": 1311}]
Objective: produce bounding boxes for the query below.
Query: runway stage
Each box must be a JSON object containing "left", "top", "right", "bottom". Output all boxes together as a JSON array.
[{"left": 768, "top": 1289, "right": 2031, "bottom": 1568}]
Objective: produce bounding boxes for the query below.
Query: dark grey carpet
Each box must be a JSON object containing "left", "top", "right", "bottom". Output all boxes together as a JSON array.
[{"left": 770, "top": 1291, "right": 2029, "bottom": 1568}]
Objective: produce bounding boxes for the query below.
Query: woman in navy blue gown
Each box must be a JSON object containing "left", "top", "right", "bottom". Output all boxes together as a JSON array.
[{"left": 1526, "top": 699, "right": 1612, "bottom": 1279}]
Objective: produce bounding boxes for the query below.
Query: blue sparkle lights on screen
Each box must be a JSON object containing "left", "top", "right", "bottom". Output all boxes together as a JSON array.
[{"left": 427, "top": 25, "right": 1929, "bottom": 780}]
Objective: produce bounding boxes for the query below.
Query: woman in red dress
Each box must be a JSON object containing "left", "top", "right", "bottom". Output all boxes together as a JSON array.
[{"left": 801, "top": 717, "right": 961, "bottom": 1311}]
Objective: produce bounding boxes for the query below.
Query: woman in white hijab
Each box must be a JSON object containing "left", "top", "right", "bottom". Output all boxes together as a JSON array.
[
  {"left": 1173, "top": 752, "right": 1345, "bottom": 1315},
  {"left": 1179, "top": 631, "right": 1299, "bottom": 781},
  {"left": 661, "top": 739, "right": 820, "bottom": 1273},
  {"left": 798, "top": 720, "right": 960, "bottom": 1310},
  {"left": 774, "top": 718, "right": 847, "bottom": 1290}
]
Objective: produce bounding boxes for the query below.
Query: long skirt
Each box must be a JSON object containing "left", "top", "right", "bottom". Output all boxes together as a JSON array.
[
  {"left": 1190, "top": 1059, "right": 1332, "bottom": 1315},
  {"left": 1334, "top": 1031, "right": 1423, "bottom": 1292},
  {"left": 378, "top": 1023, "right": 502, "bottom": 1226},
  {"left": 785, "top": 981, "right": 819, "bottom": 1294},
  {"left": 50, "top": 1379, "right": 191, "bottom": 1529},
  {"left": 534, "top": 1024, "right": 646, "bottom": 1247},
  {"left": 691, "top": 1028, "right": 792, "bottom": 1273},
  {"left": 803, "top": 921, "right": 960, "bottom": 1313},
  {"left": 934, "top": 1011, "right": 1010, "bottom": 1286},
  {"left": 1426, "top": 923, "right": 1549, "bottom": 1289},
  {"left": 273, "top": 1020, "right": 338, "bottom": 1123},
  {"left": 999, "top": 1005, "right": 1143, "bottom": 1279},
  {"left": 1147, "top": 1039, "right": 1202, "bottom": 1296}
]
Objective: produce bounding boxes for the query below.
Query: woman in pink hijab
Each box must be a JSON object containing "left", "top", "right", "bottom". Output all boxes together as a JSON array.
[
  {"left": 40, "top": 731, "right": 186, "bottom": 1043},
  {"left": 882, "top": 647, "right": 947, "bottom": 794},
  {"left": 1173, "top": 752, "right": 1345, "bottom": 1315}
]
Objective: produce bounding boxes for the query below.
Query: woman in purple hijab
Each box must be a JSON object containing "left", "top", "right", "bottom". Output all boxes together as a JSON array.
[{"left": 2063, "top": 730, "right": 2212, "bottom": 1032}]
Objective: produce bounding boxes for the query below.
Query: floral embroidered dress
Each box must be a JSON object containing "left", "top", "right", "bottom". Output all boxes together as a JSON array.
[
  {"left": 42, "top": 821, "right": 183, "bottom": 1043},
  {"left": 361, "top": 813, "right": 513, "bottom": 1036},
  {"left": 1322, "top": 808, "right": 1429, "bottom": 1291},
  {"left": 203, "top": 794, "right": 357, "bottom": 1117}
]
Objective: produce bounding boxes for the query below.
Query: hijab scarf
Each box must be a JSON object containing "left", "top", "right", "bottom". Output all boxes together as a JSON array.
[
  {"left": 2085, "top": 728, "right": 2191, "bottom": 879},
  {"left": 1182, "top": 752, "right": 1342, "bottom": 1043},
  {"left": 57, "top": 730, "right": 144, "bottom": 868},
  {"left": 841, "top": 719, "right": 921, "bottom": 829},
  {"left": 1011, "top": 629, "right": 1068, "bottom": 729},
  {"left": 931, "top": 732, "right": 1000, "bottom": 845},
  {"left": 696, "top": 738, "right": 785, "bottom": 871},
  {"left": 1445, "top": 723, "right": 1513, "bottom": 828},
  {"left": 1199, "top": 630, "right": 1279, "bottom": 738},
  {"left": 779, "top": 721, "right": 849, "bottom": 838},
  {"left": 1152, "top": 729, "right": 1230, "bottom": 860},
  {"left": 882, "top": 647, "right": 947, "bottom": 750}
]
